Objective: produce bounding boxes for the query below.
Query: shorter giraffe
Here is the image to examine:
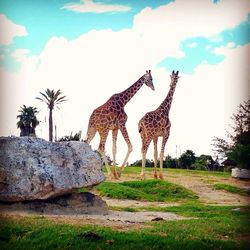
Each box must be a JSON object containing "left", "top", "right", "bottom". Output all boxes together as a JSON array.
[
  {"left": 85, "top": 70, "right": 154, "bottom": 179},
  {"left": 138, "top": 70, "right": 180, "bottom": 180}
]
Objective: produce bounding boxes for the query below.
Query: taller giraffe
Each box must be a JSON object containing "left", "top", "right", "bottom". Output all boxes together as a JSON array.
[
  {"left": 85, "top": 70, "right": 154, "bottom": 179},
  {"left": 138, "top": 70, "right": 180, "bottom": 180}
]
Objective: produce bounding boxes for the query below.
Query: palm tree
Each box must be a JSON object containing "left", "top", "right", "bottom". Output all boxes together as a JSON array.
[
  {"left": 36, "top": 89, "right": 67, "bottom": 141},
  {"left": 17, "top": 105, "right": 39, "bottom": 136}
]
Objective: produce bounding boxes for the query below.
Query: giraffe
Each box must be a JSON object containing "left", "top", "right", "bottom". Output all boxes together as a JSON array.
[
  {"left": 138, "top": 70, "right": 180, "bottom": 180},
  {"left": 85, "top": 70, "right": 154, "bottom": 179}
]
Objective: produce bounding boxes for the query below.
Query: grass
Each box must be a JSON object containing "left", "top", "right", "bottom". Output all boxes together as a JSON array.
[
  {"left": 1, "top": 166, "right": 249, "bottom": 249},
  {"left": 0, "top": 205, "right": 249, "bottom": 250},
  {"left": 214, "top": 183, "right": 250, "bottom": 196},
  {"left": 94, "top": 179, "right": 198, "bottom": 202},
  {"left": 121, "top": 166, "right": 231, "bottom": 178}
]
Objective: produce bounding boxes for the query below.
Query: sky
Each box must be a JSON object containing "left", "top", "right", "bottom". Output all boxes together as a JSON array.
[{"left": 0, "top": 0, "right": 250, "bottom": 164}]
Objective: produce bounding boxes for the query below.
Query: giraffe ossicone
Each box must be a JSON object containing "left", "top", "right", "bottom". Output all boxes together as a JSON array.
[
  {"left": 139, "top": 70, "right": 180, "bottom": 180},
  {"left": 85, "top": 70, "right": 154, "bottom": 179}
]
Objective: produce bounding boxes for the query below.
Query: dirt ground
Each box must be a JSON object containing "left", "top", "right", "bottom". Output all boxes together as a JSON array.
[
  {"left": 2, "top": 170, "right": 250, "bottom": 231},
  {"left": 107, "top": 170, "right": 250, "bottom": 206}
]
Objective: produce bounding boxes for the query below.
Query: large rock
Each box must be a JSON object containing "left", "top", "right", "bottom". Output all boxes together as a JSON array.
[
  {"left": 231, "top": 168, "right": 250, "bottom": 179},
  {"left": 0, "top": 192, "right": 108, "bottom": 215},
  {"left": 0, "top": 136, "right": 104, "bottom": 202}
]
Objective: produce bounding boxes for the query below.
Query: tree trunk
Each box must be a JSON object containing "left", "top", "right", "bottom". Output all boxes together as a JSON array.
[{"left": 49, "top": 108, "right": 53, "bottom": 142}]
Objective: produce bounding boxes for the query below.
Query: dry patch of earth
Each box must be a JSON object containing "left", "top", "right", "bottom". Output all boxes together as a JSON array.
[
  {"left": 163, "top": 173, "right": 250, "bottom": 206},
  {"left": 1, "top": 210, "right": 189, "bottom": 231}
]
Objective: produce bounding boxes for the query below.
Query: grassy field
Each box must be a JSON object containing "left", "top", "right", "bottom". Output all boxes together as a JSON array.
[
  {"left": 214, "top": 183, "right": 250, "bottom": 196},
  {"left": 1, "top": 167, "right": 249, "bottom": 250},
  {"left": 94, "top": 179, "right": 198, "bottom": 202},
  {"left": 114, "top": 166, "right": 232, "bottom": 178},
  {"left": 1, "top": 205, "right": 249, "bottom": 250}
]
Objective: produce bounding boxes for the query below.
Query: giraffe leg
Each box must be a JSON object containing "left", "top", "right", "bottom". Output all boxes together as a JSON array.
[
  {"left": 159, "top": 132, "right": 169, "bottom": 180},
  {"left": 111, "top": 129, "right": 119, "bottom": 179},
  {"left": 118, "top": 125, "right": 133, "bottom": 176},
  {"left": 153, "top": 137, "right": 158, "bottom": 179},
  {"left": 141, "top": 138, "right": 151, "bottom": 180},
  {"left": 98, "top": 130, "right": 112, "bottom": 178}
]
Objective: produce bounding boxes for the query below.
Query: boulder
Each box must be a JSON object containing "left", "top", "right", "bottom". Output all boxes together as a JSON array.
[
  {"left": 231, "top": 168, "right": 250, "bottom": 179},
  {"left": 0, "top": 192, "right": 108, "bottom": 215},
  {"left": 0, "top": 136, "right": 104, "bottom": 202}
]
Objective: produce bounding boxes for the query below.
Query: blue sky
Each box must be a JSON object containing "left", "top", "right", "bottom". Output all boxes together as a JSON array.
[
  {"left": 0, "top": 0, "right": 172, "bottom": 54},
  {"left": 0, "top": 0, "right": 250, "bottom": 163},
  {"left": 0, "top": 0, "right": 249, "bottom": 73},
  {"left": 160, "top": 15, "right": 250, "bottom": 73}
]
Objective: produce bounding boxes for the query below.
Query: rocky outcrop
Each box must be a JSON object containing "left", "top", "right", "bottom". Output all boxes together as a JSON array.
[
  {"left": 0, "top": 192, "right": 108, "bottom": 215},
  {"left": 0, "top": 136, "right": 104, "bottom": 202}
]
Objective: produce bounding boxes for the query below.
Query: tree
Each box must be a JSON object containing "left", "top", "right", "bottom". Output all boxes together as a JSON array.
[
  {"left": 192, "top": 155, "right": 217, "bottom": 171},
  {"left": 36, "top": 89, "right": 67, "bottom": 141},
  {"left": 229, "top": 99, "right": 250, "bottom": 144},
  {"left": 17, "top": 105, "right": 39, "bottom": 137},
  {"left": 178, "top": 150, "right": 196, "bottom": 169},
  {"left": 164, "top": 155, "right": 177, "bottom": 168},
  {"left": 227, "top": 144, "right": 250, "bottom": 169},
  {"left": 212, "top": 99, "right": 250, "bottom": 169},
  {"left": 129, "top": 159, "right": 154, "bottom": 168},
  {"left": 211, "top": 137, "right": 230, "bottom": 161}
]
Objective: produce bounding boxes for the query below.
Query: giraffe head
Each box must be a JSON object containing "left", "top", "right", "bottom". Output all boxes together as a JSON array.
[
  {"left": 143, "top": 70, "right": 155, "bottom": 90},
  {"left": 170, "top": 70, "right": 180, "bottom": 85}
]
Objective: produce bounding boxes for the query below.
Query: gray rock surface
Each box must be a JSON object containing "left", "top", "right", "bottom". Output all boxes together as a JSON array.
[
  {"left": 0, "top": 192, "right": 108, "bottom": 215},
  {"left": 231, "top": 168, "right": 250, "bottom": 179},
  {"left": 0, "top": 136, "right": 104, "bottom": 202}
]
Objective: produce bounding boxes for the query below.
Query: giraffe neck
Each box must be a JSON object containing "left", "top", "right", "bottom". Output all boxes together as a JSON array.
[
  {"left": 118, "top": 76, "right": 145, "bottom": 106},
  {"left": 159, "top": 80, "right": 177, "bottom": 116}
]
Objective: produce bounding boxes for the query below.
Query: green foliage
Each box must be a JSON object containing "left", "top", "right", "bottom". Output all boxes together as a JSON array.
[
  {"left": 36, "top": 88, "right": 67, "bottom": 110},
  {"left": 129, "top": 159, "right": 154, "bottom": 168},
  {"left": 214, "top": 183, "right": 250, "bottom": 196},
  {"left": 16, "top": 105, "right": 39, "bottom": 136},
  {"left": 229, "top": 99, "right": 250, "bottom": 145},
  {"left": 227, "top": 144, "right": 250, "bottom": 169},
  {"left": 164, "top": 155, "right": 177, "bottom": 168},
  {"left": 94, "top": 180, "right": 198, "bottom": 202},
  {"left": 191, "top": 162, "right": 208, "bottom": 171},
  {"left": 178, "top": 150, "right": 196, "bottom": 169},
  {"left": 36, "top": 88, "right": 67, "bottom": 142},
  {"left": 212, "top": 99, "right": 250, "bottom": 168},
  {"left": 57, "top": 131, "right": 82, "bottom": 142}
]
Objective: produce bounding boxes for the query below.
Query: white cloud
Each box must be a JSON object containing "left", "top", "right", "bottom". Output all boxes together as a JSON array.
[
  {"left": 62, "top": 0, "right": 131, "bottom": 13},
  {"left": 1, "top": 39, "right": 249, "bottom": 163},
  {"left": 133, "top": 0, "right": 250, "bottom": 39},
  {"left": 11, "top": 49, "right": 30, "bottom": 62},
  {"left": 0, "top": 14, "right": 28, "bottom": 45},
  {"left": 212, "top": 42, "right": 236, "bottom": 55},
  {"left": 187, "top": 42, "right": 198, "bottom": 48}
]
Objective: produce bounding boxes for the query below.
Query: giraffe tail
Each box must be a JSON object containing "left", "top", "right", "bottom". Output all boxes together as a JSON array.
[{"left": 138, "top": 120, "right": 144, "bottom": 134}]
